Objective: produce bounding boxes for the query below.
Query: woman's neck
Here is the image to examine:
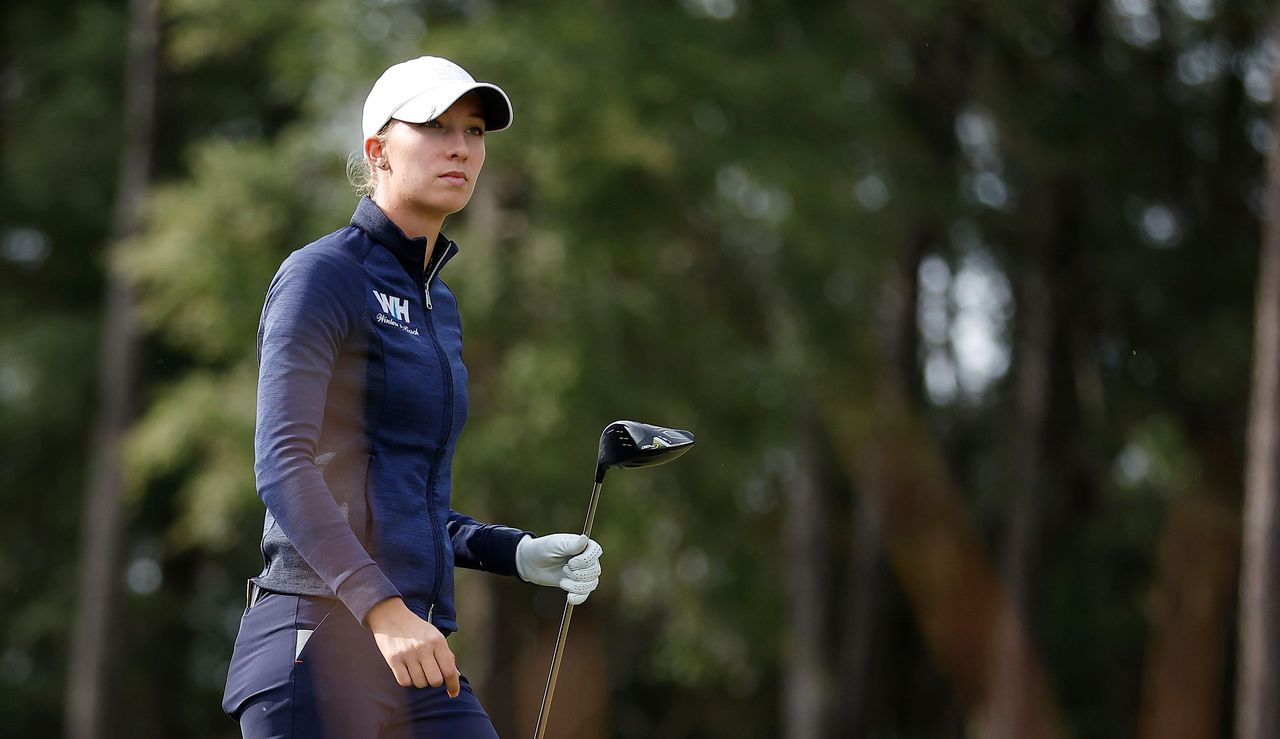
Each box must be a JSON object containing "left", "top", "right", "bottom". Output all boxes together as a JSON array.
[{"left": 373, "top": 194, "right": 445, "bottom": 270}]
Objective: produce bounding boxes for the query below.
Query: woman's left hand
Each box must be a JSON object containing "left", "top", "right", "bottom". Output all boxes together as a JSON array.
[{"left": 515, "top": 534, "right": 604, "bottom": 605}]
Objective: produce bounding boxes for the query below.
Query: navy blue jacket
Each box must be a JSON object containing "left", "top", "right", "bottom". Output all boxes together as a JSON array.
[{"left": 251, "top": 196, "right": 529, "bottom": 632}]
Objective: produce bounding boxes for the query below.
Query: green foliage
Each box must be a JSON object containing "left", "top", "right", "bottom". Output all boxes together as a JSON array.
[
  {"left": 3, "top": 0, "right": 1275, "bottom": 736},
  {"left": 119, "top": 132, "right": 349, "bottom": 362},
  {"left": 1, "top": 1, "right": 133, "bottom": 735},
  {"left": 122, "top": 364, "right": 258, "bottom": 549}
]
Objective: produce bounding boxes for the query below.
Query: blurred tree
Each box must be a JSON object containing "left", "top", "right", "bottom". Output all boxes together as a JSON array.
[
  {"left": 1, "top": 0, "right": 130, "bottom": 735},
  {"left": 1237, "top": 17, "right": 1280, "bottom": 739},
  {"left": 117, "top": 0, "right": 1277, "bottom": 735},
  {"left": 65, "top": 1, "right": 157, "bottom": 737},
  {"left": 1, "top": 0, "right": 1275, "bottom": 737}
]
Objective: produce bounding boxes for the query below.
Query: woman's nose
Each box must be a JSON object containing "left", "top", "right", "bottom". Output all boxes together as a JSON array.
[{"left": 446, "top": 130, "right": 468, "bottom": 159}]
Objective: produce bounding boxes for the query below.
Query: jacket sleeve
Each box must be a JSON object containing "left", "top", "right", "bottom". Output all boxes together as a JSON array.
[
  {"left": 447, "top": 509, "right": 530, "bottom": 576},
  {"left": 254, "top": 251, "right": 400, "bottom": 625}
]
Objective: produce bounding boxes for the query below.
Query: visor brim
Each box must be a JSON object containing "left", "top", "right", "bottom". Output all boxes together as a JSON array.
[{"left": 390, "top": 81, "right": 513, "bottom": 132}]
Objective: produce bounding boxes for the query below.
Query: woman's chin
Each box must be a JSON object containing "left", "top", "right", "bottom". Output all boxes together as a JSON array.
[{"left": 423, "top": 191, "right": 473, "bottom": 216}]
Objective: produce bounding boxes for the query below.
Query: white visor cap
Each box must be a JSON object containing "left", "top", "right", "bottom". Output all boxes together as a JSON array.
[{"left": 361, "top": 56, "right": 513, "bottom": 140}]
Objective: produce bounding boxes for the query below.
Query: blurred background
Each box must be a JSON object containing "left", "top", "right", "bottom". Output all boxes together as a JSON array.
[{"left": 3, "top": 0, "right": 1279, "bottom": 737}]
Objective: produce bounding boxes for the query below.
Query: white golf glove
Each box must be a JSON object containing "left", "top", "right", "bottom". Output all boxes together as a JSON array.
[{"left": 515, "top": 533, "right": 604, "bottom": 605}]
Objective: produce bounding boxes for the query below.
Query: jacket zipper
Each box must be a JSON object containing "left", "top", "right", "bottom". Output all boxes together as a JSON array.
[
  {"left": 421, "top": 256, "right": 453, "bottom": 620},
  {"left": 423, "top": 253, "right": 445, "bottom": 311}
]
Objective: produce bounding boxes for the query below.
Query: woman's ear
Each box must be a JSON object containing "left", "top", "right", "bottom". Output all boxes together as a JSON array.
[{"left": 364, "top": 135, "right": 390, "bottom": 170}]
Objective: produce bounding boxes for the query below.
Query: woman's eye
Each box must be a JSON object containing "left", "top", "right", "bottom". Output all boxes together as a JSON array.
[
  {"left": 422, "top": 119, "right": 443, "bottom": 129},
  {"left": 467, "top": 126, "right": 486, "bottom": 137}
]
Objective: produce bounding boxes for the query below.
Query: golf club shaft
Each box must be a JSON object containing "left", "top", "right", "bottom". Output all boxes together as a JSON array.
[
  {"left": 532, "top": 479, "right": 603, "bottom": 739},
  {"left": 532, "top": 601, "right": 574, "bottom": 739}
]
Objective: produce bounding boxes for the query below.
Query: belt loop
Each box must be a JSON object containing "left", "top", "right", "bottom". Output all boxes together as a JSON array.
[{"left": 245, "top": 580, "right": 264, "bottom": 609}]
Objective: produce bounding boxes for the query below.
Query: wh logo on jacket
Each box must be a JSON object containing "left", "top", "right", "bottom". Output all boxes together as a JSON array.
[{"left": 372, "top": 291, "right": 410, "bottom": 322}]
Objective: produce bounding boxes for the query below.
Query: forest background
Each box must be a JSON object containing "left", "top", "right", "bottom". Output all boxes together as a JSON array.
[{"left": 4, "top": 0, "right": 1280, "bottom": 737}]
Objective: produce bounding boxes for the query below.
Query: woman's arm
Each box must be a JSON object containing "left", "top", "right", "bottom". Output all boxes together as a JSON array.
[
  {"left": 448, "top": 510, "right": 604, "bottom": 604},
  {"left": 446, "top": 509, "right": 530, "bottom": 575},
  {"left": 254, "top": 250, "right": 400, "bottom": 625}
]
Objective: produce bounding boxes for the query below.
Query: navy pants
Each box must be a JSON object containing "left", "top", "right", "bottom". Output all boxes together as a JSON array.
[{"left": 223, "top": 591, "right": 499, "bottom": 738}]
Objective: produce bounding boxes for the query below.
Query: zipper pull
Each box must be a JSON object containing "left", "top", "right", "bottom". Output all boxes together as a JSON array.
[
  {"left": 423, "top": 251, "right": 445, "bottom": 311},
  {"left": 426, "top": 603, "right": 435, "bottom": 624}
]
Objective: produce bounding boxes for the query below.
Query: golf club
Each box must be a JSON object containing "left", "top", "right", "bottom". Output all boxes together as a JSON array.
[{"left": 532, "top": 420, "right": 696, "bottom": 739}]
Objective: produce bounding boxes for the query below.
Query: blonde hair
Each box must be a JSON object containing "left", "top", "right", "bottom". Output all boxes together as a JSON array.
[{"left": 346, "top": 123, "right": 391, "bottom": 198}]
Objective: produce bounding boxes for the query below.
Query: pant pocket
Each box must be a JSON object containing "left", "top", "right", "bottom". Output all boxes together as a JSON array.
[
  {"left": 221, "top": 594, "right": 300, "bottom": 719},
  {"left": 292, "top": 596, "right": 340, "bottom": 664}
]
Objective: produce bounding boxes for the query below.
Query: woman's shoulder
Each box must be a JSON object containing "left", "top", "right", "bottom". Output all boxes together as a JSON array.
[
  {"left": 267, "top": 225, "right": 370, "bottom": 302},
  {"left": 286, "top": 224, "right": 370, "bottom": 270},
  {"left": 275, "top": 225, "right": 375, "bottom": 282}
]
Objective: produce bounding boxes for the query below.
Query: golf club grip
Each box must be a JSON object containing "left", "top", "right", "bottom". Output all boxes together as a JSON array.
[{"left": 532, "top": 601, "right": 575, "bottom": 739}]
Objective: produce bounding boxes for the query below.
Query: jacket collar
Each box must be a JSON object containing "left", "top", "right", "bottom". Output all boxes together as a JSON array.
[{"left": 351, "top": 196, "right": 459, "bottom": 280}]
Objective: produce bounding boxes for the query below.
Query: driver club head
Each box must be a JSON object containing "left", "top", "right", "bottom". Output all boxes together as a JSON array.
[{"left": 595, "top": 420, "right": 696, "bottom": 481}]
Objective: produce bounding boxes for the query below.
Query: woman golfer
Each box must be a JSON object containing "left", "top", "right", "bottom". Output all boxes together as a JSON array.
[{"left": 221, "top": 56, "right": 603, "bottom": 737}]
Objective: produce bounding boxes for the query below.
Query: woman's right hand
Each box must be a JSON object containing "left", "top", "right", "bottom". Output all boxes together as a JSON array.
[{"left": 366, "top": 597, "right": 460, "bottom": 698}]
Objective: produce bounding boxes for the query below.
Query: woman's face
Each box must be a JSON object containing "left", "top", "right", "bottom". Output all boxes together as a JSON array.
[{"left": 374, "top": 91, "right": 487, "bottom": 219}]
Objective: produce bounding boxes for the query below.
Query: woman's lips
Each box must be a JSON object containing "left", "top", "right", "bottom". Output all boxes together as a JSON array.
[{"left": 439, "top": 171, "right": 468, "bottom": 186}]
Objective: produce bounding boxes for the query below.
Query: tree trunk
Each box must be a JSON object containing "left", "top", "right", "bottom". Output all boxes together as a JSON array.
[
  {"left": 837, "top": 452, "right": 887, "bottom": 736},
  {"left": 784, "top": 413, "right": 830, "bottom": 739},
  {"left": 1139, "top": 494, "right": 1237, "bottom": 739},
  {"left": 835, "top": 225, "right": 928, "bottom": 734},
  {"left": 716, "top": 170, "right": 837, "bottom": 737},
  {"left": 1236, "top": 20, "right": 1280, "bottom": 739},
  {"left": 822, "top": 378, "right": 1069, "bottom": 739},
  {"left": 64, "top": 0, "right": 157, "bottom": 736},
  {"left": 983, "top": 182, "right": 1063, "bottom": 739}
]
